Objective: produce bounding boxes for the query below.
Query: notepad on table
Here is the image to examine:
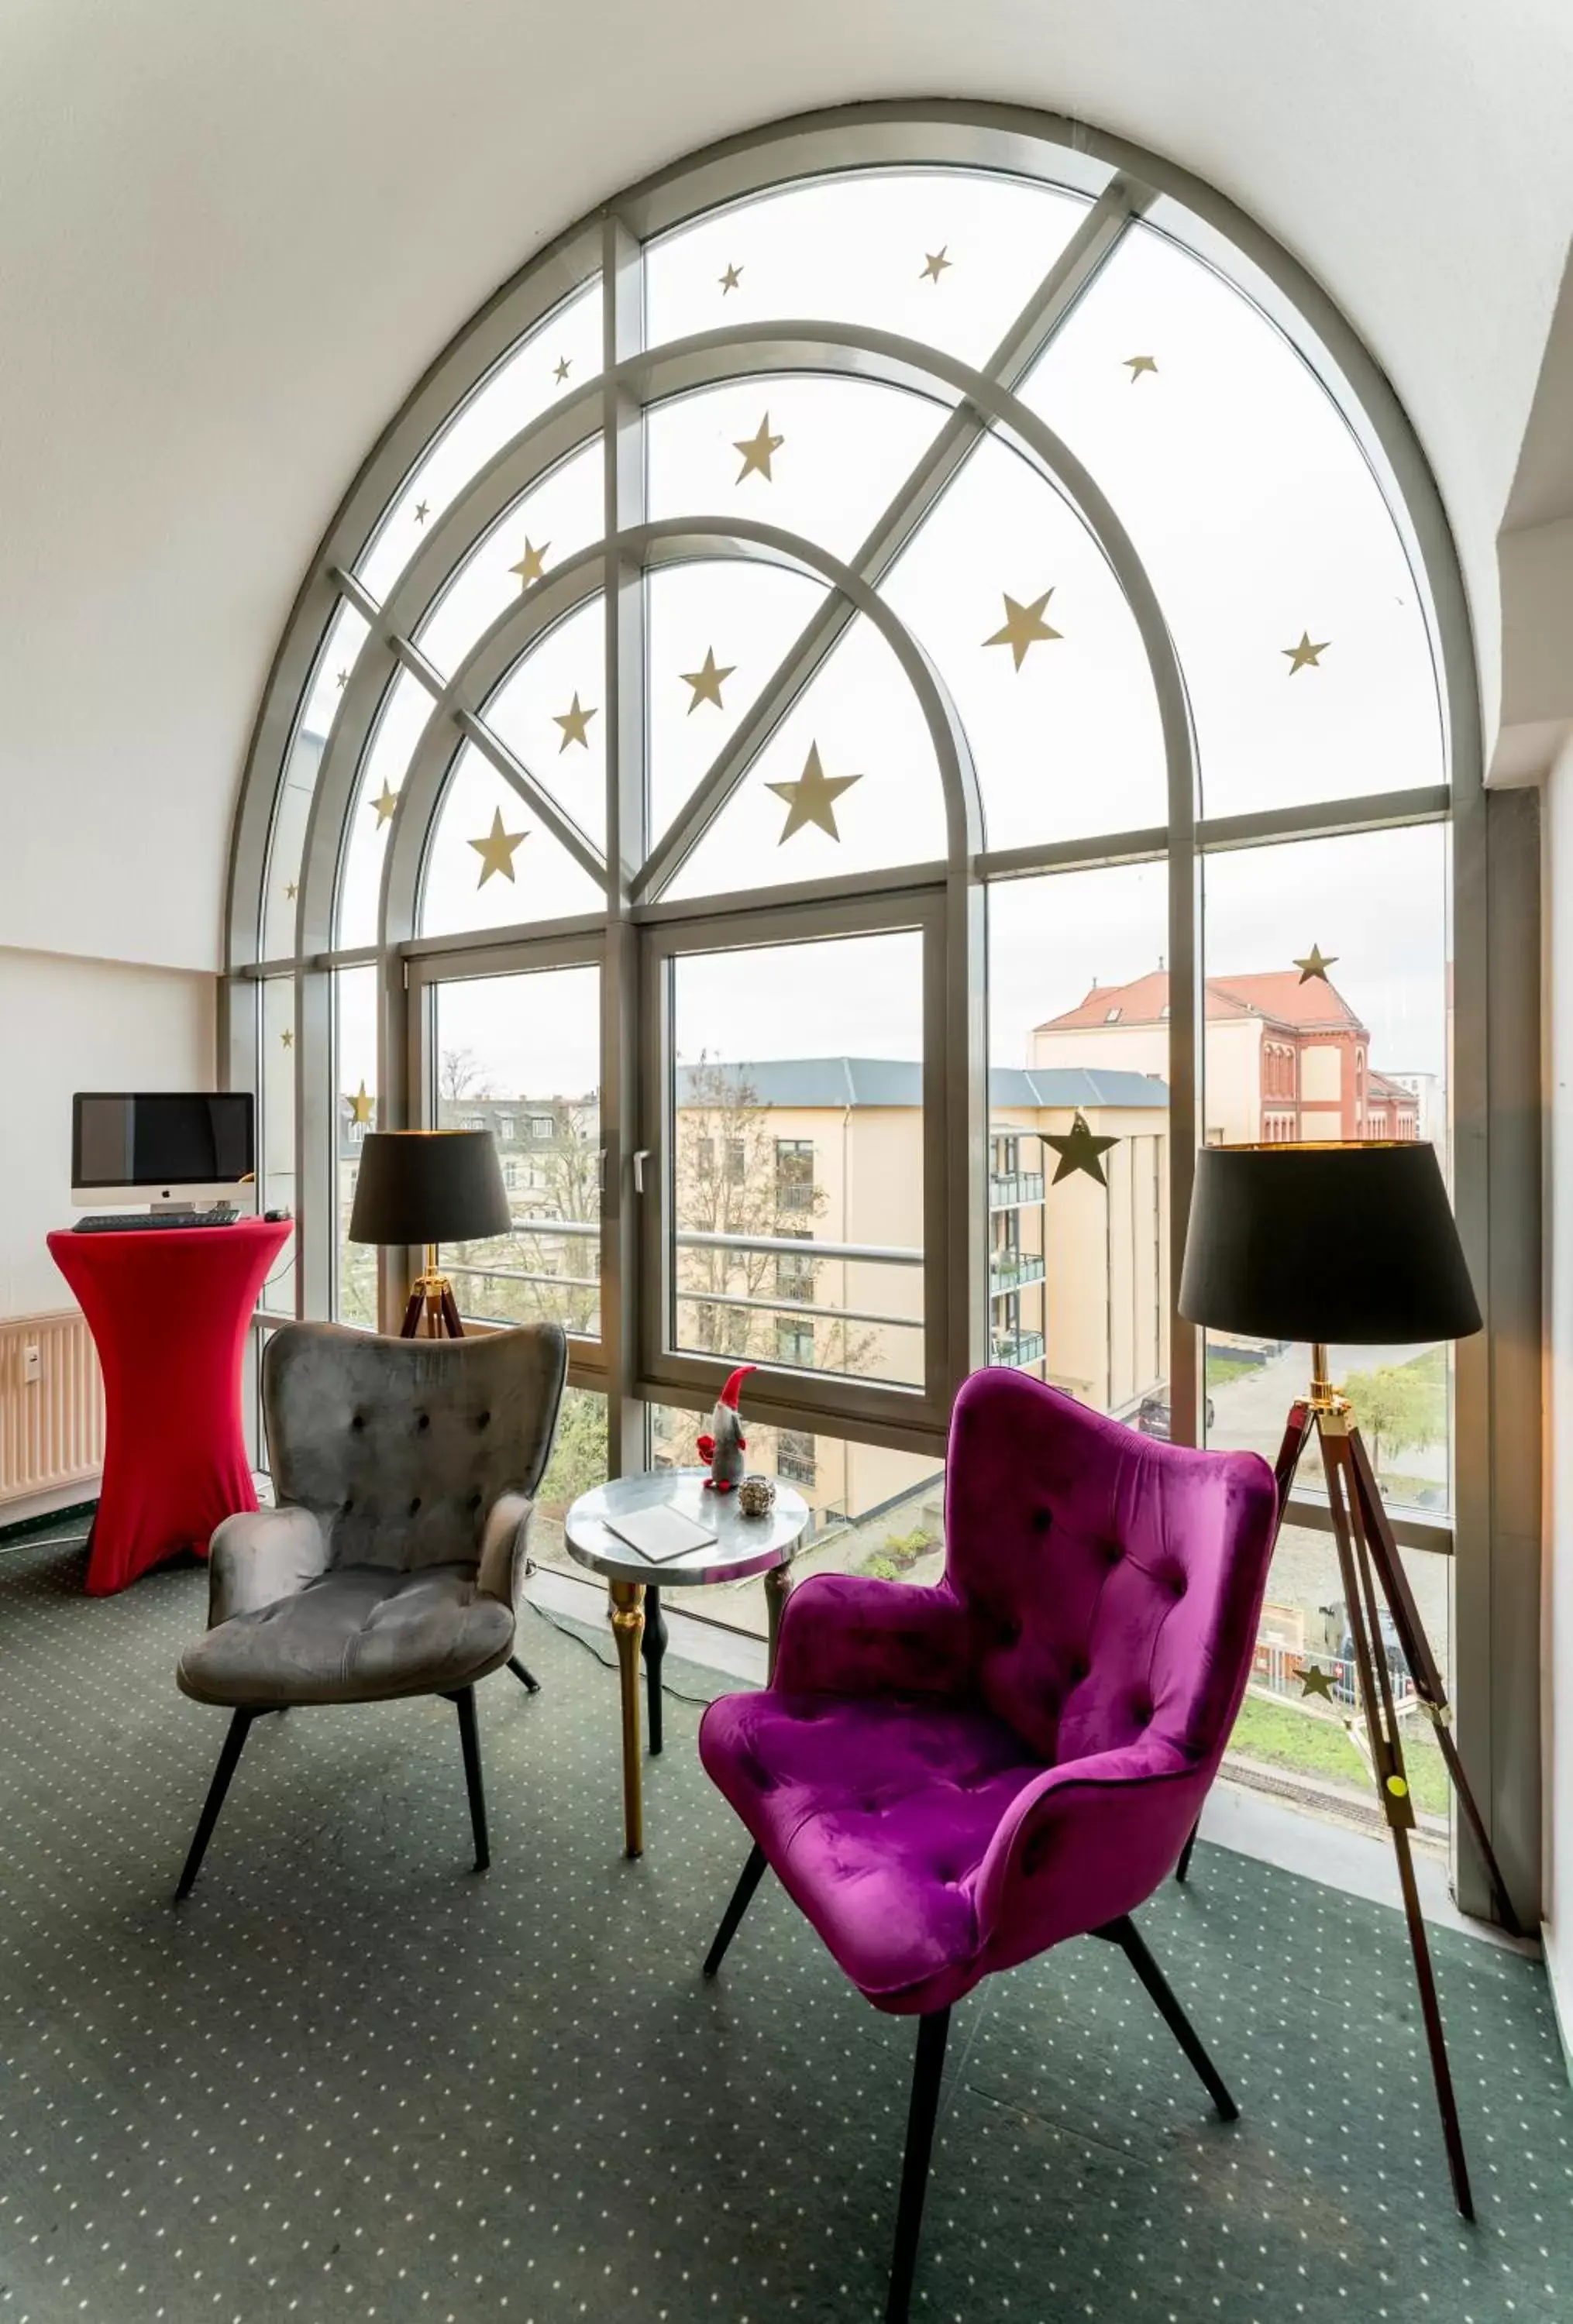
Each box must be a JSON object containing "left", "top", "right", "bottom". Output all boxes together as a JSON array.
[{"left": 604, "top": 1505, "right": 718, "bottom": 1563}]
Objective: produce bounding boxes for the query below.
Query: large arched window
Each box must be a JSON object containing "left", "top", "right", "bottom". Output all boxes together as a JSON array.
[{"left": 229, "top": 108, "right": 1478, "bottom": 1776}]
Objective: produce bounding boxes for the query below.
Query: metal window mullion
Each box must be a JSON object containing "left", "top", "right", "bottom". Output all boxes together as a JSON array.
[
  {"left": 601, "top": 212, "right": 648, "bottom": 1481},
  {"left": 633, "top": 184, "right": 1138, "bottom": 902}
]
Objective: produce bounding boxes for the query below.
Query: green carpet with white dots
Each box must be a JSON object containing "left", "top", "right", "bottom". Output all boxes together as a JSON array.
[{"left": 2, "top": 1528, "right": 1571, "bottom": 2324}]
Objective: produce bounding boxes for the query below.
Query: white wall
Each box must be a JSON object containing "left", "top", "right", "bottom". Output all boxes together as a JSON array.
[
  {"left": 0, "top": 947, "right": 216, "bottom": 1317},
  {"left": 1544, "top": 734, "right": 1573, "bottom": 2057}
]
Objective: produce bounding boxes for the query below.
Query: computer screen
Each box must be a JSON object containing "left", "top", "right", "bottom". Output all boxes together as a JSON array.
[{"left": 72, "top": 1093, "right": 256, "bottom": 1191}]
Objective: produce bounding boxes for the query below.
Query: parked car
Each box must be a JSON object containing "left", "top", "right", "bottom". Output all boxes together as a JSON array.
[
  {"left": 1134, "top": 1393, "right": 1216, "bottom": 1441},
  {"left": 1329, "top": 1601, "right": 1409, "bottom": 1705}
]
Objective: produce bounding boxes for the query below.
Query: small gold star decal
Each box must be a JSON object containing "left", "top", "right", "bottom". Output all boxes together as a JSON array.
[
  {"left": 1283, "top": 631, "right": 1330, "bottom": 673},
  {"left": 468, "top": 808, "right": 528, "bottom": 886},
  {"left": 284, "top": 881, "right": 298, "bottom": 900},
  {"left": 335, "top": 669, "right": 349, "bottom": 689},
  {"left": 348, "top": 1081, "right": 374, "bottom": 1127},
  {"left": 281, "top": 1026, "right": 294, "bottom": 1050},
  {"left": 766, "top": 742, "right": 862, "bottom": 843},
  {"left": 1124, "top": 355, "right": 1158, "bottom": 381},
  {"left": 510, "top": 538, "right": 549, "bottom": 588},
  {"left": 984, "top": 589, "right": 1062, "bottom": 671},
  {"left": 920, "top": 247, "right": 952, "bottom": 284},
  {"left": 552, "top": 692, "right": 597, "bottom": 751},
  {"left": 733, "top": 413, "right": 784, "bottom": 483},
  {"left": 680, "top": 647, "right": 735, "bottom": 713},
  {"left": 719, "top": 263, "right": 742, "bottom": 294},
  {"left": 1041, "top": 1112, "right": 1118, "bottom": 1188},
  {"left": 413, "top": 500, "right": 430, "bottom": 525},
  {"left": 1301, "top": 1665, "right": 1338, "bottom": 1703},
  {"left": 370, "top": 781, "right": 399, "bottom": 827},
  {"left": 1294, "top": 943, "right": 1338, "bottom": 985},
  {"left": 552, "top": 357, "right": 571, "bottom": 384}
]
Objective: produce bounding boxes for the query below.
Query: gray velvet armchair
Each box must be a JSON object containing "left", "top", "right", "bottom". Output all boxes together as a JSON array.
[{"left": 174, "top": 1318, "right": 566, "bottom": 1897}]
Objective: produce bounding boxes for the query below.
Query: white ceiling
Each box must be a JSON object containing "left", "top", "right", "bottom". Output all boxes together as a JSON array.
[{"left": 1, "top": 0, "right": 1570, "bottom": 973}]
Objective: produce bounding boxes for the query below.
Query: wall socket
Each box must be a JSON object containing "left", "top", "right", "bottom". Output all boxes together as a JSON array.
[{"left": 23, "top": 1342, "right": 41, "bottom": 1384}]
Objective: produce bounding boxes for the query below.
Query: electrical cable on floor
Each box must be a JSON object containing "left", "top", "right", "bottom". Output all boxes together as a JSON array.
[{"left": 520, "top": 1592, "right": 746, "bottom": 1708}]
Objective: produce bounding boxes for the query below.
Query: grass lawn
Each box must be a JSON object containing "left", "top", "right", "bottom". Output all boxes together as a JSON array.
[
  {"left": 1205, "top": 1351, "right": 1260, "bottom": 1389},
  {"left": 1230, "top": 1690, "right": 1449, "bottom": 1817}
]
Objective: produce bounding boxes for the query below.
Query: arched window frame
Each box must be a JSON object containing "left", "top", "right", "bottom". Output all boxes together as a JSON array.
[{"left": 225, "top": 101, "right": 1539, "bottom": 1913}]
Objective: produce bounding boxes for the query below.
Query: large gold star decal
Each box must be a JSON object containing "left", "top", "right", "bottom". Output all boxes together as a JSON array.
[
  {"left": 681, "top": 647, "right": 735, "bottom": 713},
  {"left": 510, "top": 538, "right": 549, "bottom": 588},
  {"left": 370, "top": 781, "right": 399, "bottom": 827},
  {"left": 414, "top": 500, "right": 430, "bottom": 525},
  {"left": 1294, "top": 943, "right": 1338, "bottom": 985},
  {"left": 552, "top": 356, "right": 571, "bottom": 384},
  {"left": 1300, "top": 1665, "right": 1338, "bottom": 1703},
  {"left": 719, "top": 263, "right": 742, "bottom": 294},
  {"left": 468, "top": 809, "right": 528, "bottom": 886},
  {"left": 1124, "top": 354, "right": 1158, "bottom": 381},
  {"left": 1283, "top": 631, "right": 1330, "bottom": 673},
  {"left": 348, "top": 1081, "right": 374, "bottom": 1127},
  {"left": 552, "top": 692, "right": 597, "bottom": 751},
  {"left": 335, "top": 669, "right": 349, "bottom": 689},
  {"left": 984, "top": 589, "right": 1062, "bottom": 671},
  {"left": 280, "top": 1026, "right": 294, "bottom": 1050},
  {"left": 284, "top": 881, "right": 298, "bottom": 900},
  {"left": 733, "top": 413, "right": 784, "bottom": 483},
  {"left": 920, "top": 246, "right": 952, "bottom": 284},
  {"left": 1041, "top": 1112, "right": 1118, "bottom": 1188},
  {"left": 766, "top": 742, "right": 862, "bottom": 843}
]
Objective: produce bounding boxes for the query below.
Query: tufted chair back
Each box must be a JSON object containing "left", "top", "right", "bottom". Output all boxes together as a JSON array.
[
  {"left": 946, "top": 1369, "right": 1275, "bottom": 1776},
  {"left": 262, "top": 1321, "right": 566, "bottom": 1574}
]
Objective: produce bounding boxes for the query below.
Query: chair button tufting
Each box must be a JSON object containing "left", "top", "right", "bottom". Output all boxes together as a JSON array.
[
  {"left": 416, "top": 1411, "right": 430, "bottom": 1432},
  {"left": 1169, "top": 1571, "right": 1187, "bottom": 1598},
  {"left": 476, "top": 1411, "right": 491, "bottom": 1429},
  {"left": 470, "top": 1490, "right": 482, "bottom": 1511},
  {"left": 408, "top": 1496, "right": 422, "bottom": 1516},
  {"left": 1104, "top": 1539, "right": 1125, "bottom": 1566},
  {"left": 349, "top": 1413, "right": 366, "bottom": 1432},
  {"left": 1033, "top": 1508, "right": 1053, "bottom": 1532}
]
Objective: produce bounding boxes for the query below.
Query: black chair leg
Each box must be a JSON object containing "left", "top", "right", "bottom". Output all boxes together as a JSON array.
[
  {"left": 505, "top": 1654, "right": 541, "bottom": 1693},
  {"left": 451, "top": 1685, "right": 490, "bottom": 1871},
  {"left": 886, "top": 2006, "right": 951, "bottom": 2324},
  {"left": 1175, "top": 1817, "right": 1200, "bottom": 1882},
  {"left": 1098, "top": 1913, "right": 1237, "bottom": 2120},
  {"left": 175, "top": 1708, "right": 256, "bottom": 1900},
  {"left": 702, "top": 1841, "right": 769, "bottom": 1978}
]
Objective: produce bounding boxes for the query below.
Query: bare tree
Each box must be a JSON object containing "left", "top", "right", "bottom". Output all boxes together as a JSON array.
[{"left": 439, "top": 1046, "right": 493, "bottom": 1102}]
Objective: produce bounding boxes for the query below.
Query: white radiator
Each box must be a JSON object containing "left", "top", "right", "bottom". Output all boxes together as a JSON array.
[{"left": 0, "top": 1310, "right": 105, "bottom": 1508}]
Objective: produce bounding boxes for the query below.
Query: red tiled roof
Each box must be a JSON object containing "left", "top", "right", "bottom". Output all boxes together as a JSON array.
[
  {"left": 1366, "top": 1069, "right": 1416, "bottom": 1105},
  {"left": 1036, "top": 968, "right": 1366, "bottom": 1036}
]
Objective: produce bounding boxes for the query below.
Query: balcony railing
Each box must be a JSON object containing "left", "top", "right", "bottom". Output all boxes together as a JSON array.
[
  {"left": 991, "top": 1326, "right": 1046, "bottom": 1368},
  {"left": 989, "top": 1250, "right": 1047, "bottom": 1295},
  {"left": 989, "top": 1169, "right": 1045, "bottom": 1211}
]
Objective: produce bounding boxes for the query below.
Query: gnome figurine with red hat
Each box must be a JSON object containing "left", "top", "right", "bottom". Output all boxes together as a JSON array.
[{"left": 697, "top": 1365, "right": 756, "bottom": 1492}]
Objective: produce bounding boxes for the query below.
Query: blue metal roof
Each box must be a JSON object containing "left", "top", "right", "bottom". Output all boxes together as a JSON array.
[{"left": 673, "top": 1059, "right": 1169, "bottom": 1110}]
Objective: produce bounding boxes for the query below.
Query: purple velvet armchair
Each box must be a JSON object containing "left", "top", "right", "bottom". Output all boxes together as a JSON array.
[{"left": 698, "top": 1367, "right": 1279, "bottom": 2322}]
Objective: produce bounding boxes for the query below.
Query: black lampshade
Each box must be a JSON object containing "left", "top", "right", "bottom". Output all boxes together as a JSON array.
[
  {"left": 1179, "top": 1142, "right": 1481, "bottom": 1346},
  {"left": 348, "top": 1131, "right": 511, "bottom": 1246}
]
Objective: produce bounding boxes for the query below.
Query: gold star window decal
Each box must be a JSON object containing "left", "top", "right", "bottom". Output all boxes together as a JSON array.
[
  {"left": 552, "top": 692, "right": 597, "bottom": 751},
  {"left": 1294, "top": 943, "right": 1338, "bottom": 985},
  {"left": 920, "top": 247, "right": 952, "bottom": 284},
  {"left": 766, "top": 742, "right": 862, "bottom": 843},
  {"left": 1041, "top": 1112, "right": 1118, "bottom": 1188},
  {"left": 733, "top": 413, "right": 783, "bottom": 483},
  {"left": 719, "top": 263, "right": 742, "bottom": 294},
  {"left": 348, "top": 1081, "right": 374, "bottom": 1127},
  {"left": 552, "top": 357, "right": 571, "bottom": 384},
  {"left": 468, "top": 808, "right": 528, "bottom": 886},
  {"left": 370, "top": 782, "right": 399, "bottom": 827},
  {"left": 1300, "top": 1665, "right": 1338, "bottom": 1703},
  {"left": 1124, "top": 354, "right": 1158, "bottom": 381},
  {"left": 1283, "top": 631, "right": 1330, "bottom": 673},
  {"left": 335, "top": 669, "right": 349, "bottom": 689},
  {"left": 414, "top": 500, "right": 430, "bottom": 525},
  {"left": 984, "top": 589, "right": 1062, "bottom": 671},
  {"left": 510, "top": 538, "right": 549, "bottom": 589},
  {"left": 281, "top": 1026, "right": 294, "bottom": 1050},
  {"left": 284, "top": 880, "right": 298, "bottom": 900},
  {"left": 680, "top": 647, "right": 735, "bottom": 713}
]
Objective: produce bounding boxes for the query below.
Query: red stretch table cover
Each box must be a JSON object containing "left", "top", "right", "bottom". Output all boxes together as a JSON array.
[{"left": 48, "top": 1218, "right": 290, "bottom": 1596}]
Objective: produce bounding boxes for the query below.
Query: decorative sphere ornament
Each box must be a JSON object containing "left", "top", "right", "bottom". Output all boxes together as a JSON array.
[{"left": 737, "top": 1473, "right": 776, "bottom": 1518}]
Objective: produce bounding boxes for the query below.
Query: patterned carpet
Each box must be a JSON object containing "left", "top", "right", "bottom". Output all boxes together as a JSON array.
[{"left": 2, "top": 1529, "right": 1570, "bottom": 2324}]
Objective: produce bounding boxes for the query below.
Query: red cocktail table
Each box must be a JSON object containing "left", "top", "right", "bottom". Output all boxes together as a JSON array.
[{"left": 48, "top": 1217, "right": 290, "bottom": 1595}]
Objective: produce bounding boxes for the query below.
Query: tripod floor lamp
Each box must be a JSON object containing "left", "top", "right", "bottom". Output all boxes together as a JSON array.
[
  {"left": 347, "top": 1128, "right": 512, "bottom": 1339},
  {"left": 1178, "top": 1139, "right": 1519, "bottom": 2223}
]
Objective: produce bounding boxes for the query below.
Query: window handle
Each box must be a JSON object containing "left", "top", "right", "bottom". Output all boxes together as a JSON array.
[{"left": 632, "top": 1148, "right": 651, "bottom": 1195}]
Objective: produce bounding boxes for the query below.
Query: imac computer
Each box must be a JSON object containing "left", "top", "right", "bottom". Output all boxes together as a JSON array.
[{"left": 71, "top": 1092, "right": 257, "bottom": 1215}]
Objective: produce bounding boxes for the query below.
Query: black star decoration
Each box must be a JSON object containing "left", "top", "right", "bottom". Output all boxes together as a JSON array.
[{"left": 1041, "top": 1112, "right": 1118, "bottom": 1188}]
